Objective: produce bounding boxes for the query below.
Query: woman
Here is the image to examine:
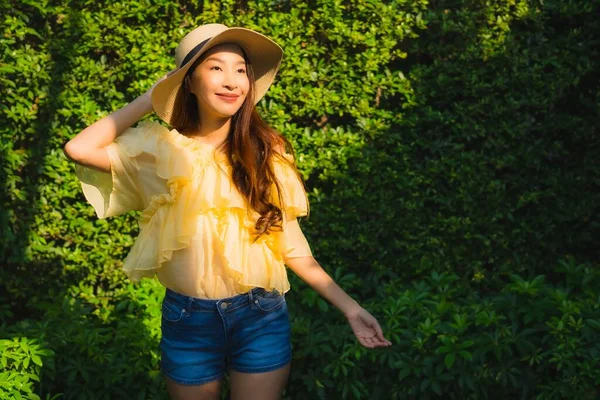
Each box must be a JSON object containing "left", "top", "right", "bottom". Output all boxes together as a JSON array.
[{"left": 64, "top": 24, "right": 392, "bottom": 400}]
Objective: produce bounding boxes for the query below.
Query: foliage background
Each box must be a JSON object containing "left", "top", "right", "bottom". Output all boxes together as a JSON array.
[{"left": 1, "top": 0, "right": 599, "bottom": 399}]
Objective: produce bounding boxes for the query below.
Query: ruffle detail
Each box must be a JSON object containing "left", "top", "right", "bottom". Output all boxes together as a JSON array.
[
  {"left": 272, "top": 153, "right": 310, "bottom": 220},
  {"left": 119, "top": 121, "right": 307, "bottom": 297}
]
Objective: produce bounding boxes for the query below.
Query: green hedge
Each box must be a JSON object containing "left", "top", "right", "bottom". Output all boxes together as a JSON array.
[{"left": 1, "top": 0, "right": 598, "bottom": 399}]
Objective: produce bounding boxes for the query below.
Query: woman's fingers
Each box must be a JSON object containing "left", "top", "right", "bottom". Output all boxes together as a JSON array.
[
  {"left": 371, "top": 320, "right": 386, "bottom": 342},
  {"left": 349, "top": 308, "right": 393, "bottom": 348},
  {"left": 162, "top": 69, "right": 179, "bottom": 80},
  {"left": 356, "top": 327, "right": 390, "bottom": 348},
  {"left": 364, "top": 312, "right": 392, "bottom": 346},
  {"left": 371, "top": 321, "right": 392, "bottom": 346},
  {"left": 359, "top": 336, "right": 375, "bottom": 348},
  {"left": 359, "top": 335, "right": 390, "bottom": 348}
]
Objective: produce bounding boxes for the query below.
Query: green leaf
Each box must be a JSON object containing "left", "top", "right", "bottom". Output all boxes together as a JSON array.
[{"left": 31, "top": 354, "right": 43, "bottom": 367}]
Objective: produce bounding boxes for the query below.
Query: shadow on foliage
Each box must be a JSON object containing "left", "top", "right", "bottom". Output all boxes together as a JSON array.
[
  {"left": 0, "top": 4, "right": 78, "bottom": 311},
  {"left": 288, "top": 3, "right": 600, "bottom": 398},
  {"left": 304, "top": 0, "right": 599, "bottom": 299}
]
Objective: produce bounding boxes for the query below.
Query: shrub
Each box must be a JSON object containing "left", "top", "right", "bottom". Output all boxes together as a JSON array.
[{"left": 1, "top": 0, "right": 598, "bottom": 398}]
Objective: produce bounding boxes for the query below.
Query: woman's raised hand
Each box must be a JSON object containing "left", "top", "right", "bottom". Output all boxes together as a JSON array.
[
  {"left": 346, "top": 307, "right": 393, "bottom": 349},
  {"left": 141, "top": 69, "right": 179, "bottom": 107}
]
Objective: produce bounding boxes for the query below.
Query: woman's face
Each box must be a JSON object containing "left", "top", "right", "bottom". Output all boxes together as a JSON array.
[{"left": 188, "top": 43, "right": 250, "bottom": 120}]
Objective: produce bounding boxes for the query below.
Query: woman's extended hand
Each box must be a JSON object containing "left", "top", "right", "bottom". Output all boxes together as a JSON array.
[{"left": 346, "top": 307, "right": 393, "bottom": 349}]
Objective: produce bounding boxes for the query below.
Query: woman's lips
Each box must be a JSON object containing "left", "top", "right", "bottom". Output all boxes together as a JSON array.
[{"left": 216, "top": 94, "right": 240, "bottom": 103}]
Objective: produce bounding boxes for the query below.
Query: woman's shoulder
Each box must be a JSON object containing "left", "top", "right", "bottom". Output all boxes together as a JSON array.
[
  {"left": 113, "top": 120, "right": 170, "bottom": 157},
  {"left": 113, "top": 121, "right": 203, "bottom": 181},
  {"left": 117, "top": 120, "right": 207, "bottom": 157}
]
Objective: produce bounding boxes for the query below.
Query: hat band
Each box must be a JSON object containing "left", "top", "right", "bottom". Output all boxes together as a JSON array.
[{"left": 180, "top": 38, "right": 211, "bottom": 68}]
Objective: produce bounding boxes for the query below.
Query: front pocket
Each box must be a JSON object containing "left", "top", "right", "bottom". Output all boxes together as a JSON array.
[
  {"left": 255, "top": 291, "right": 286, "bottom": 313},
  {"left": 161, "top": 298, "right": 186, "bottom": 322}
]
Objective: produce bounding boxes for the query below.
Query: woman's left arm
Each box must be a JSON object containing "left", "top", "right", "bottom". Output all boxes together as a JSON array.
[{"left": 285, "top": 256, "right": 392, "bottom": 349}]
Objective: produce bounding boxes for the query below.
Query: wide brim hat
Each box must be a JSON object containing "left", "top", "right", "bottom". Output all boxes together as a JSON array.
[{"left": 151, "top": 23, "right": 283, "bottom": 125}]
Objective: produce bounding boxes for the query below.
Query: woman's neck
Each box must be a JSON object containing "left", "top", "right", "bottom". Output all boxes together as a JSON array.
[{"left": 185, "top": 116, "right": 231, "bottom": 149}]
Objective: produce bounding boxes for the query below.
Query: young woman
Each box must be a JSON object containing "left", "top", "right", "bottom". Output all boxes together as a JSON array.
[{"left": 64, "top": 24, "right": 392, "bottom": 400}]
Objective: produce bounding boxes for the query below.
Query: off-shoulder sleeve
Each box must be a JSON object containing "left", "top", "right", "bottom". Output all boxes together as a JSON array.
[
  {"left": 272, "top": 153, "right": 309, "bottom": 221},
  {"left": 271, "top": 152, "right": 312, "bottom": 261},
  {"left": 281, "top": 219, "right": 313, "bottom": 261},
  {"left": 74, "top": 123, "right": 152, "bottom": 218}
]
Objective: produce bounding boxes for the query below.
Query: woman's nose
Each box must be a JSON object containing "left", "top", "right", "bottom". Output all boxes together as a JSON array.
[{"left": 222, "top": 70, "right": 238, "bottom": 90}]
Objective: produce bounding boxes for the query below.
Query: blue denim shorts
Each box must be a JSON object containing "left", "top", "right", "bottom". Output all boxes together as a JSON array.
[{"left": 159, "top": 286, "right": 292, "bottom": 386}]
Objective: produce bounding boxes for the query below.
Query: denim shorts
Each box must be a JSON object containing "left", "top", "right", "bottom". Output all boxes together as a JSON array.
[{"left": 159, "top": 286, "right": 292, "bottom": 385}]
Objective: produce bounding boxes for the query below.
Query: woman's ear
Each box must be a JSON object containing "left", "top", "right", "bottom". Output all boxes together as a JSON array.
[{"left": 185, "top": 75, "right": 194, "bottom": 93}]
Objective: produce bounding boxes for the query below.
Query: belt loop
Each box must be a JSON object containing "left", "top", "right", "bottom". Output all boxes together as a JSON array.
[
  {"left": 248, "top": 289, "right": 254, "bottom": 309},
  {"left": 186, "top": 296, "right": 193, "bottom": 315}
]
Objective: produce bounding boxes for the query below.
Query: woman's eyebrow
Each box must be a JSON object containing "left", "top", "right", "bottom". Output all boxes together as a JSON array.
[{"left": 204, "top": 56, "right": 246, "bottom": 65}]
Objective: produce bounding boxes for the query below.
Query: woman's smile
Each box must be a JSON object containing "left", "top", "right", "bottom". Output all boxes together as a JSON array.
[{"left": 215, "top": 93, "right": 240, "bottom": 103}]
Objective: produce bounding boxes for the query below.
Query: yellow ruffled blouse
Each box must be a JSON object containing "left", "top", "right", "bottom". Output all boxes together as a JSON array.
[{"left": 74, "top": 120, "right": 312, "bottom": 299}]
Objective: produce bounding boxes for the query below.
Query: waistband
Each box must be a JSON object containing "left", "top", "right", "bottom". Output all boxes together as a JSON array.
[{"left": 164, "top": 287, "right": 277, "bottom": 313}]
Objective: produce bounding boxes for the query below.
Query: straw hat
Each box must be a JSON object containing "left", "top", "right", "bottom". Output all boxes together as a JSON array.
[{"left": 151, "top": 23, "right": 283, "bottom": 125}]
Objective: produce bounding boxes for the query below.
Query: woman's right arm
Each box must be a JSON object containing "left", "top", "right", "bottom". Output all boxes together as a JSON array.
[
  {"left": 63, "top": 95, "right": 153, "bottom": 173},
  {"left": 63, "top": 71, "right": 174, "bottom": 173}
]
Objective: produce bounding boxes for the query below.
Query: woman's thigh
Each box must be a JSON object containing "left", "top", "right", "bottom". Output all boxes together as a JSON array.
[
  {"left": 165, "top": 375, "right": 223, "bottom": 400},
  {"left": 229, "top": 362, "right": 291, "bottom": 400}
]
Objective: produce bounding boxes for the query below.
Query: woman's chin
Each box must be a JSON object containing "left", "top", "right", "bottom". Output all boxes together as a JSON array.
[{"left": 210, "top": 104, "right": 242, "bottom": 119}]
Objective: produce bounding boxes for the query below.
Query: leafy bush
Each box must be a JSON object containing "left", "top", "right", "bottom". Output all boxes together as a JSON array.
[
  {"left": 0, "top": 336, "right": 55, "bottom": 400},
  {"left": 1, "top": 0, "right": 598, "bottom": 398},
  {"left": 1, "top": 279, "right": 165, "bottom": 400},
  {"left": 287, "top": 257, "right": 600, "bottom": 399}
]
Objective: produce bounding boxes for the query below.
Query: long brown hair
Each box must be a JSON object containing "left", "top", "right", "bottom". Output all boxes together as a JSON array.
[{"left": 170, "top": 46, "right": 306, "bottom": 238}]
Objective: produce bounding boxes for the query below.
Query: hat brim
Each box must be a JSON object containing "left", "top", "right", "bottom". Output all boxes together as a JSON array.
[{"left": 151, "top": 28, "right": 283, "bottom": 125}]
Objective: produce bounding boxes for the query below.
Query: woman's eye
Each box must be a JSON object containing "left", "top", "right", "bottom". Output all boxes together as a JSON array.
[{"left": 209, "top": 66, "right": 244, "bottom": 73}]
